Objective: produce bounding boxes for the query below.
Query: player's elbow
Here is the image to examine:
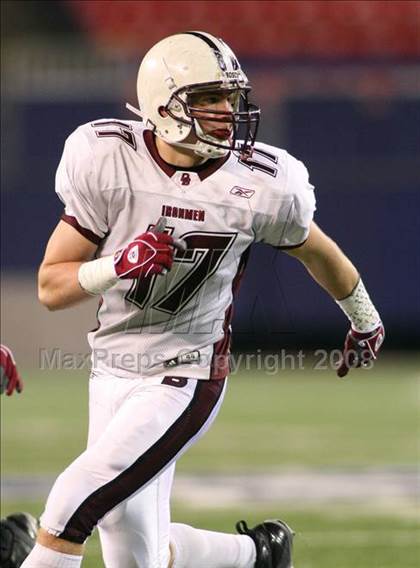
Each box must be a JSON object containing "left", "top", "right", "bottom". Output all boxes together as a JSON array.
[
  {"left": 39, "top": 295, "right": 59, "bottom": 311},
  {"left": 38, "top": 262, "right": 89, "bottom": 310},
  {"left": 38, "top": 284, "right": 60, "bottom": 311},
  {"left": 38, "top": 266, "right": 60, "bottom": 311}
]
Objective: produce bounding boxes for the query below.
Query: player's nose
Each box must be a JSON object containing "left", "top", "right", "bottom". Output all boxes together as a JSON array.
[
  {"left": 219, "top": 97, "right": 233, "bottom": 113},
  {"left": 216, "top": 97, "right": 233, "bottom": 124}
]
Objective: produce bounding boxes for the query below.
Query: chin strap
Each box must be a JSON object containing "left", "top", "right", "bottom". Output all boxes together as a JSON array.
[
  {"left": 174, "top": 120, "right": 230, "bottom": 158},
  {"left": 125, "top": 102, "right": 229, "bottom": 158},
  {"left": 169, "top": 140, "right": 209, "bottom": 159},
  {"left": 171, "top": 139, "right": 228, "bottom": 159}
]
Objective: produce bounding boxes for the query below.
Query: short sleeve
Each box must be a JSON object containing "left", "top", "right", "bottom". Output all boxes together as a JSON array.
[
  {"left": 256, "top": 152, "right": 316, "bottom": 248},
  {"left": 55, "top": 128, "right": 108, "bottom": 244}
]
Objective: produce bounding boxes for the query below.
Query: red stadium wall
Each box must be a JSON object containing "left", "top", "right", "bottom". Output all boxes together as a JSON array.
[{"left": 67, "top": 0, "right": 420, "bottom": 58}]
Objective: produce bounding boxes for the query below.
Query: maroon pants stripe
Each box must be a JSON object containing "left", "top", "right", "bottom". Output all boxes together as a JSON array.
[{"left": 60, "top": 378, "right": 225, "bottom": 543}]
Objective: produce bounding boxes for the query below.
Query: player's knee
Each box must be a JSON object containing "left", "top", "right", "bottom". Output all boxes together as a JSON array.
[{"left": 98, "top": 503, "right": 127, "bottom": 531}]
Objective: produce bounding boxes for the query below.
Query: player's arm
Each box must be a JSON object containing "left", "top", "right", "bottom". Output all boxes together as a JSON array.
[
  {"left": 285, "top": 221, "right": 384, "bottom": 376},
  {"left": 38, "top": 220, "right": 98, "bottom": 310},
  {"left": 39, "top": 217, "right": 178, "bottom": 311},
  {"left": 285, "top": 221, "right": 359, "bottom": 299}
]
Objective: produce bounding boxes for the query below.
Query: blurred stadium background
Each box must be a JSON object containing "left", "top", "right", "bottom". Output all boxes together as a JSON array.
[{"left": 1, "top": 1, "right": 419, "bottom": 567}]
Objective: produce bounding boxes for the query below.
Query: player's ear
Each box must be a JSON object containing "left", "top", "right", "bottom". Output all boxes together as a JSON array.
[{"left": 158, "top": 106, "right": 168, "bottom": 118}]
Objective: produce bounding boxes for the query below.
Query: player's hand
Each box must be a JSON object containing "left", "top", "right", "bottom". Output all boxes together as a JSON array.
[
  {"left": 114, "top": 230, "right": 176, "bottom": 279},
  {"left": 0, "top": 345, "right": 24, "bottom": 396},
  {"left": 336, "top": 323, "right": 385, "bottom": 378}
]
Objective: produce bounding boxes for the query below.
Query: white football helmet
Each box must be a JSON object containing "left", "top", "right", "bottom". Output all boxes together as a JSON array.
[{"left": 127, "top": 31, "right": 260, "bottom": 158}]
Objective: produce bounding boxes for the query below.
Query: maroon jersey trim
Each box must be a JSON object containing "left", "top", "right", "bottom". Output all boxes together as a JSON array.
[
  {"left": 210, "top": 305, "right": 233, "bottom": 380},
  {"left": 143, "top": 130, "right": 230, "bottom": 181},
  {"left": 59, "top": 378, "right": 225, "bottom": 544},
  {"left": 275, "top": 237, "right": 308, "bottom": 250},
  {"left": 61, "top": 214, "right": 102, "bottom": 245},
  {"left": 210, "top": 246, "right": 252, "bottom": 380}
]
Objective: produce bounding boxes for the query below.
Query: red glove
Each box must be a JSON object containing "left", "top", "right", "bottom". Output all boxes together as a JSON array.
[
  {"left": 0, "top": 345, "right": 23, "bottom": 395},
  {"left": 337, "top": 323, "right": 385, "bottom": 378},
  {"left": 114, "top": 231, "right": 175, "bottom": 279}
]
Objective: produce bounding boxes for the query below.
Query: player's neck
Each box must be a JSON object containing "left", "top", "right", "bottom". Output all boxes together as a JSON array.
[{"left": 155, "top": 136, "right": 207, "bottom": 168}]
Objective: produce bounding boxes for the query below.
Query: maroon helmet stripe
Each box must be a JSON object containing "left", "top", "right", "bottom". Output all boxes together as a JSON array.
[
  {"left": 183, "top": 31, "right": 223, "bottom": 57},
  {"left": 59, "top": 378, "right": 225, "bottom": 543},
  {"left": 61, "top": 214, "right": 103, "bottom": 245}
]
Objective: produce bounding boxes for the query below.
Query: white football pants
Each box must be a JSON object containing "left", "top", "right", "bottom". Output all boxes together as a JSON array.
[{"left": 40, "top": 371, "right": 226, "bottom": 568}]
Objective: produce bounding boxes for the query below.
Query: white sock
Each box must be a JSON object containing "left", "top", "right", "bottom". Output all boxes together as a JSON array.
[
  {"left": 170, "top": 523, "right": 256, "bottom": 568},
  {"left": 20, "top": 543, "right": 82, "bottom": 568}
]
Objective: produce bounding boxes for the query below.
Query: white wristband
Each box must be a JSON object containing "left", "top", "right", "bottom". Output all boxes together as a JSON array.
[
  {"left": 336, "top": 278, "right": 381, "bottom": 333},
  {"left": 78, "top": 256, "right": 118, "bottom": 295}
]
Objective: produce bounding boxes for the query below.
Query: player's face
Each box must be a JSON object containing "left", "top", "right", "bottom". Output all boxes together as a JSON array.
[{"left": 188, "top": 90, "right": 239, "bottom": 141}]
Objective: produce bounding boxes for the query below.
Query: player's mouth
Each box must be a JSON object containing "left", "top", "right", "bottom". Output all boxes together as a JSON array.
[{"left": 210, "top": 128, "right": 232, "bottom": 141}]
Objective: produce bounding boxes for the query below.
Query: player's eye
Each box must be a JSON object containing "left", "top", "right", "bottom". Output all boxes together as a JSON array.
[
  {"left": 190, "top": 93, "right": 221, "bottom": 106},
  {"left": 207, "top": 95, "right": 222, "bottom": 104}
]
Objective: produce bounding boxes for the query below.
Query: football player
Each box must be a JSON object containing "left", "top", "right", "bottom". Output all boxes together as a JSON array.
[{"left": 22, "top": 32, "right": 384, "bottom": 568}]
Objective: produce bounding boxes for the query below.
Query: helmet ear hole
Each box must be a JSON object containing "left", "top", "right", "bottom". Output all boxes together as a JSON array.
[{"left": 158, "top": 106, "right": 167, "bottom": 118}]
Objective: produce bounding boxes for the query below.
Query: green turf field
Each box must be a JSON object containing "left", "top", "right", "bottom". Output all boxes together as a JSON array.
[
  {"left": 2, "top": 500, "right": 419, "bottom": 568},
  {"left": 2, "top": 354, "right": 419, "bottom": 567}
]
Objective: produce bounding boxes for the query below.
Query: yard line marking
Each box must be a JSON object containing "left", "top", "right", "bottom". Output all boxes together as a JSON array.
[{"left": 3, "top": 469, "right": 419, "bottom": 516}]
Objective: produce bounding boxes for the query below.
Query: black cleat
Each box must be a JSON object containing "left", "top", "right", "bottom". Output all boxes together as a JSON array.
[
  {"left": 0, "top": 512, "right": 38, "bottom": 568},
  {"left": 236, "top": 518, "right": 294, "bottom": 568}
]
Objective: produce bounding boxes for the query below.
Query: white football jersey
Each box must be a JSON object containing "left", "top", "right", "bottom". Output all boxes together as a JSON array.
[{"left": 56, "top": 120, "right": 316, "bottom": 379}]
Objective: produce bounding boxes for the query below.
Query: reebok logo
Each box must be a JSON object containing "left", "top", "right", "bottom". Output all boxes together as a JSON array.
[{"left": 230, "top": 186, "right": 255, "bottom": 199}]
